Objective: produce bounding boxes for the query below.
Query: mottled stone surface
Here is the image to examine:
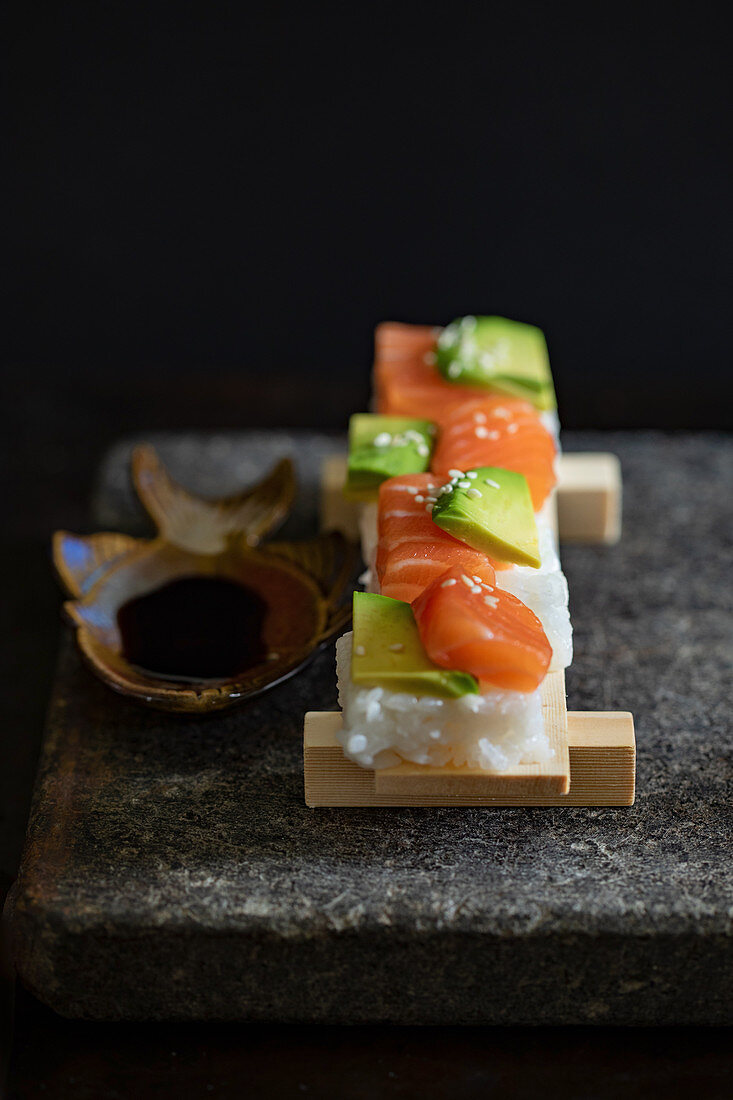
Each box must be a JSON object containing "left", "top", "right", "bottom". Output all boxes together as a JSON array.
[{"left": 7, "top": 432, "right": 733, "bottom": 1023}]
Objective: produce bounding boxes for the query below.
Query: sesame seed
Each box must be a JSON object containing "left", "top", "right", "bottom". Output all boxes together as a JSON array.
[
  {"left": 466, "top": 470, "right": 478, "bottom": 478},
  {"left": 414, "top": 495, "right": 424, "bottom": 503},
  {"left": 461, "top": 574, "right": 474, "bottom": 587},
  {"left": 425, "top": 503, "right": 433, "bottom": 512},
  {"left": 448, "top": 363, "right": 462, "bottom": 378},
  {"left": 487, "top": 430, "right": 500, "bottom": 440},
  {"left": 457, "top": 479, "right": 471, "bottom": 489},
  {"left": 373, "top": 432, "right": 392, "bottom": 447},
  {"left": 507, "top": 422, "right": 518, "bottom": 434},
  {"left": 470, "top": 584, "right": 482, "bottom": 593},
  {"left": 388, "top": 643, "right": 404, "bottom": 652},
  {"left": 484, "top": 478, "right": 501, "bottom": 489},
  {"left": 355, "top": 645, "right": 366, "bottom": 656},
  {"left": 417, "top": 443, "right": 429, "bottom": 457},
  {"left": 425, "top": 496, "right": 437, "bottom": 503},
  {"left": 484, "top": 595, "right": 499, "bottom": 608},
  {"left": 406, "top": 485, "right": 418, "bottom": 494},
  {"left": 441, "top": 577, "right": 457, "bottom": 587},
  {"left": 472, "top": 575, "right": 483, "bottom": 584},
  {"left": 473, "top": 412, "right": 487, "bottom": 424},
  {"left": 448, "top": 469, "right": 464, "bottom": 478},
  {"left": 466, "top": 487, "right": 482, "bottom": 499},
  {"left": 475, "top": 426, "right": 489, "bottom": 438}
]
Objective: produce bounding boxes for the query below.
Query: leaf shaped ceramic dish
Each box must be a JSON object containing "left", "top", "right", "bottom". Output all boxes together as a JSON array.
[{"left": 53, "top": 445, "right": 357, "bottom": 712}]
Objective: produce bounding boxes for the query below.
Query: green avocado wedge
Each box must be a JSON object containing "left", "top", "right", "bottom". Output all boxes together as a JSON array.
[
  {"left": 351, "top": 591, "right": 478, "bottom": 698},
  {"left": 432, "top": 466, "right": 541, "bottom": 568},
  {"left": 344, "top": 414, "right": 436, "bottom": 501},
  {"left": 435, "top": 315, "right": 556, "bottom": 410}
]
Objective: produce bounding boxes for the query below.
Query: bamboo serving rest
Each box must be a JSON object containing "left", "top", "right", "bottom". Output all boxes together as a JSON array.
[{"left": 306, "top": 451, "right": 634, "bottom": 807}]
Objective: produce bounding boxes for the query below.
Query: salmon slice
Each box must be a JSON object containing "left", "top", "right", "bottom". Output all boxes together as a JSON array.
[
  {"left": 431, "top": 396, "right": 557, "bottom": 510},
  {"left": 377, "top": 474, "right": 499, "bottom": 604},
  {"left": 412, "top": 565, "right": 552, "bottom": 693},
  {"left": 375, "top": 321, "right": 440, "bottom": 360},
  {"left": 375, "top": 356, "right": 491, "bottom": 428}
]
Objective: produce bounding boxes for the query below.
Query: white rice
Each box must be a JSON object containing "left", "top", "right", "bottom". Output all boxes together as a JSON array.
[
  {"left": 336, "top": 632, "right": 550, "bottom": 772},
  {"left": 494, "top": 514, "right": 573, "bottom": 670}
]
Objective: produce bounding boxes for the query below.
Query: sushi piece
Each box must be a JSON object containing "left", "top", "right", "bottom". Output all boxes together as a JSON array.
[
  {"left": 336, "top": 592, "right": 551, "bottom": 771},
  {"left": 373, "top": 471, "right": 572, "bottom": 670},
  {"left": 412, "top": 566, "right": 552, "bottom": 693},
  {"left": 376, "top": 474, "right": 499, "bottom": 604},
  {"left": 374, "top": 318, "right": 558, "bottom": 423},
  {"left": 431, "top": 396, "right": 557, "bottom": 511}
]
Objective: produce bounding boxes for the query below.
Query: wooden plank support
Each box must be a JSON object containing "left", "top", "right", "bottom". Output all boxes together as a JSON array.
[
  {"left": 304, "top": 709, "right": 635, "bottom": 808},
  {"left": 320, "top": 451, "right": 622, "bottom": 544}
]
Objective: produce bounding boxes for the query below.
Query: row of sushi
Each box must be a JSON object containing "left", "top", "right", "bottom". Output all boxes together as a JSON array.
[{"left": 334, "top": 316, "right": 572, "bottom": 773}]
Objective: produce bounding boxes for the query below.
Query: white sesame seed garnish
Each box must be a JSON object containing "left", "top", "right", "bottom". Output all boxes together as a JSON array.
[
  {"left": 373, "top": 432, "right": 392, "bottom": 447},
  {"left": 473, "top": 412, "right": 487, "bottom": 424},
  {"left": 425, "top": 496, "right": 437, "bottom": 503},
  {"left": 448, "top": 363, "right": 462, "bottom": 378},
  {"left": 492, "top": 407, "right": 510, "bottom": 418},
  {"left": 457, "top": 479, "right": 471, "bottom": 489},
  {"left": 414, "top": 495, "right": 424, "bottom": 503},
  {"left": 472, "top": 575, "right": 483, "bottom": 584},
  {"left": 484, "top": 478, "right": 501, "bottom": 489},
  {"left": 425, "top": 503, "right": 433, "bottom": 512},
  {"left": 466, "top": 487, "right": 482, "bottom": 499},
  {"left": 355, "top": 645, "right": 366, "bottom": 656},
  {"left": 481, "top": 583, "right": 494, "bottom": 591},
  {"left": 441, "top": 577, "right": 457, "bottom": 587},
  {"left": 416, "top": 443, "right": 429, "bottom": 457},
  {"left": 466, "top": 470, "right": 478, "bottom": 478},
  {"left": 406, "top": 485, "right": 418, "bottom": 494},
  {"left": 461, "top": 574, "right": 474, "bottom": 587},
  {"left": 448, "top": 469, "right": 464, "bottom": 478},
  {"left": 486, "top": 430, "right": 501, "bottom": 440},
  {"left": 470, "top": 584, "right": 482, "bottom": 593},
  {"left": 388, "top": 643, "right": 405, "bottom": 652},
  {"left": 484, "top": 595, "right": 499, "bottom": 608},
  {"left": 475, "top": 426, "right": 489, "bottom": 438},
  {"left": 507, "top": 422, "right": 518, "bottom": 434}
]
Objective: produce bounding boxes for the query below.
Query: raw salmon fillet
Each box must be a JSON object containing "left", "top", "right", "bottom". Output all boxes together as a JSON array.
[
  {"left": 431, "top": 396, "right": 557, "bottom": 510},
  {"left": 412, "top": 565, "right": 552, "bottom": 692}
]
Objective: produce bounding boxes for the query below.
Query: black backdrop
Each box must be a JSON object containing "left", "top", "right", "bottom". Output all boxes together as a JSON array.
[{"left": 6, "top": 1, "right": 733, "bottom": 428}]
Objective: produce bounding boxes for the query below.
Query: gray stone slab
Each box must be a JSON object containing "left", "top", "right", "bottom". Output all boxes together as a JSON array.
[{"left": 7, "top": 431, "right": 733, "bottom": 1023}]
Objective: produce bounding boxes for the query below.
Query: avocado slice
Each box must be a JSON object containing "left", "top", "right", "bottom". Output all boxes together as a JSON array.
[
  {"left": 345, "top": 414, "right": 436, "bottom": 500},
  {"left": 435, "top": 316, "right": 556, "bottom": 410},
  {"left": 351, "top": 591, "right": 478, "bottom": 698},
  {"left": 432, "top": 466, "right": 541, "bottom": 568}
]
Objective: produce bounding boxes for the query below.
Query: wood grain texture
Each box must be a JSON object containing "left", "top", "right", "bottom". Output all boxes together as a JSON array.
[
  {"left": 320, "top": 451, "right": 622, "bottom": 544},
  {"left": 304, "top": 708, "right": 635, "bottom": 807}
]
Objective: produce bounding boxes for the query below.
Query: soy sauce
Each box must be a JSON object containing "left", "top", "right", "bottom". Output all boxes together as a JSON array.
[{"left": 117, "top": 576, "right": 268, "bottom": 680}]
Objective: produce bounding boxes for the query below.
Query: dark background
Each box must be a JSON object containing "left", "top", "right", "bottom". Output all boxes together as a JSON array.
[
  {"left": 3, "top": 2, "right": 732, "bottom": 1096},
  {"left": 5, "top": 1, "right": 733, "bottom": 429}
]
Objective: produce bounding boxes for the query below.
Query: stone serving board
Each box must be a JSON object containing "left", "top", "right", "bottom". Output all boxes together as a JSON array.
[{"left": 6, "top": 431, "right": 733, "bottom": 1024}]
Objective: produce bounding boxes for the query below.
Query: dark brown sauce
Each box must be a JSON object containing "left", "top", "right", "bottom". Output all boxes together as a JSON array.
[{"left": 117, "top": 576, "right": 269, "bottom": 680}]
